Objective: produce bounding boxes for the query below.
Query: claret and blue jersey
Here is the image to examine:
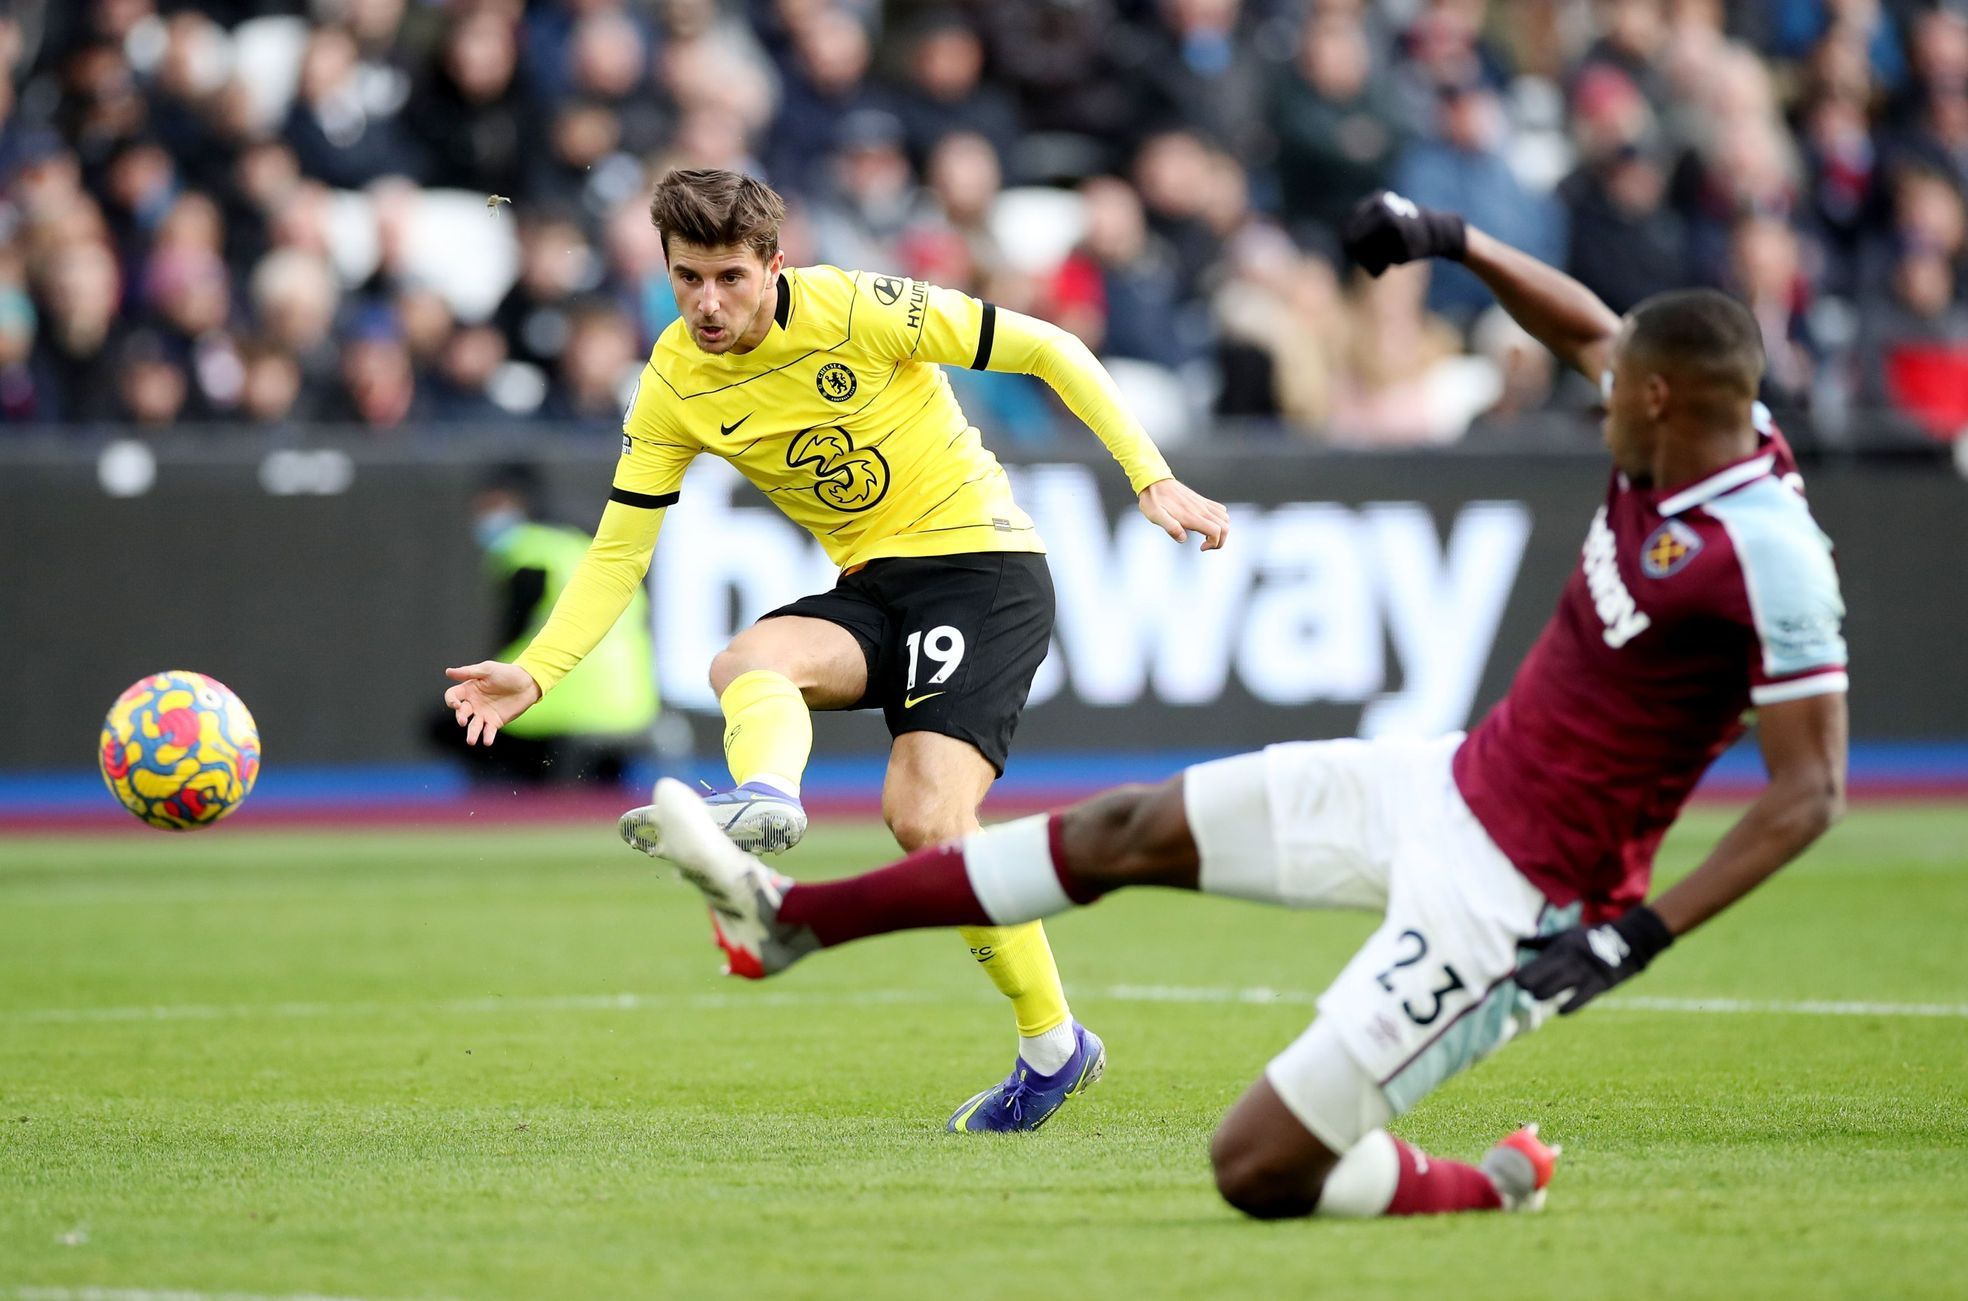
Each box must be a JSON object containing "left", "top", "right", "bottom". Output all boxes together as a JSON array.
[{"left": 1455, "top": 419, "right": 1849, "bottom": 920}]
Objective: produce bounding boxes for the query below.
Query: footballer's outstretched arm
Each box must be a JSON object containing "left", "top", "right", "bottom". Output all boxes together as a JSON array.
[
  {"left": 1459, "top": 230, "right": 1624, "bottom": 382},
  {"left": 989, "top": 308, "right": 1229, "bottom": 549},
  {"left": 445, "top": 498, "right": 666, "bottom": 745},
  {"left": 906, "top": 283, "right": 1230, "bottom": 550},
  {"left": 1341, "top": 191, "right": 1623, "bottom": 381},
  {"left": 1649, "top": 690, "right": 1847, "bottom": 936},
  {"left": 1518, "top": 690, "right": 1847, "bottom": 1012}
]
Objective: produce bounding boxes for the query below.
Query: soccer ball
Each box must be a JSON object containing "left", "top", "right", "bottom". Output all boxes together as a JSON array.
[{"left": 99, "top": 671, "right": 262, "bottom": 830}]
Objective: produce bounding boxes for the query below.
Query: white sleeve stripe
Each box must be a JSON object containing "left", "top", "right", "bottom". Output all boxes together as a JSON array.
[{"left": 1751, "top": 671, "right": 1849, "bottom": 706}]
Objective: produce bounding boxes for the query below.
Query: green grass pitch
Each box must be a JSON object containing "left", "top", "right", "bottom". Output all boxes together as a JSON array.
[{"left": 4, "top": 806, "right": 1966, "bottom": 1300}]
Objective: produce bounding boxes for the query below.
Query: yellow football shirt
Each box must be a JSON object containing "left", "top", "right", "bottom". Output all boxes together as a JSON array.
[
  {"left": 515, "top": 264, "right": 1173, "bottom": 693},
  {"left": 616, "top": 264, "right": 1167, "bottom": 565}
]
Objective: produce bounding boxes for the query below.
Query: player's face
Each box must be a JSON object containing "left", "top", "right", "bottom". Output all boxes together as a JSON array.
[{"left": 666, "top": 242, "right": 785, "bottom": 354}]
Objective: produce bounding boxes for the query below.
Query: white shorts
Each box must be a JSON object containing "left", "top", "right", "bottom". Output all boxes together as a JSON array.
[{"left": 1182, "top": 735, "right": 1579, "bottom": 1152}]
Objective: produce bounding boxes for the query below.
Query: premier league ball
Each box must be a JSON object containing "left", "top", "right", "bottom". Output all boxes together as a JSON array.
[{"left": 99, "top": 671, "right": 262, "bottom": 830}]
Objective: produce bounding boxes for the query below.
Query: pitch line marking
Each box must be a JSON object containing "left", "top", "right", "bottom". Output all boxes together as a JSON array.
[
  {"left": 1102, "top": 985, "right": 1968, "bottom": 1018},
  {"left": 8, "top": 989, "right": 933, "bottom": 1024},
  {"left": 8, "top": 987, "right": 1968, "bottom": 1025},
  {"left": 1607, "top": 994, "right": 1968, "bottom": 1018},
  {"left": 9, "top": 1288, "right": 418, "bottom": 1301}
]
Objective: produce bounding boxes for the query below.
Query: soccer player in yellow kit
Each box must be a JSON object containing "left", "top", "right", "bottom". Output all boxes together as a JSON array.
[{"left": 445, "top": 168, "right": 1229, "bottom": 1132}]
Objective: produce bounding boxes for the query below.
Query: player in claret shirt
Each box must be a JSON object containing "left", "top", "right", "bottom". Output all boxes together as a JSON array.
[
  {"left": 639, "top": 190, "right": 1850, "bottom": 1217},
  {"left": 444, "top": 168, "right": 1228, "bottom": 1134}
]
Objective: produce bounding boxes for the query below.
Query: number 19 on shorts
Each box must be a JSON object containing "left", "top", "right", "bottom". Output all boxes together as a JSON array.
[{"left": 904, "top": 625, "right": 966, "bottom": 691}]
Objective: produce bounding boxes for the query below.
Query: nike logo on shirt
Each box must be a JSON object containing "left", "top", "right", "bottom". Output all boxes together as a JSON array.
[{"left": 720, "top": 412, "right": 754, "bottom": 438}]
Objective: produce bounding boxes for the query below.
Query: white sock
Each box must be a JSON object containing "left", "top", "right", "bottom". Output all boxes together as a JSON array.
[
  {"left": 742, "top": 773, "right": 800, "bottom": 799},
  {"left": 962, "top": 815, "right": 1070, "bottom": 924},
  {"left": 1019, "top": 1021, "right": 1079, "bottom": 1076},
  {"left": 1314, "top": 1130, "right": 1401, "bottom": 1218}
]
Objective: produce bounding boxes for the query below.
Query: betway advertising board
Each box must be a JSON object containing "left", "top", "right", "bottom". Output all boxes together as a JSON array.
[
  {"left": 652, "top": 449, "right": 1962, "bottom": 756},
  {"left": 1, "top": 440, "right": 1956, "bottom": 769},
  {"left": 654, "top": 453, "right": 1579, "bottom": 755}
]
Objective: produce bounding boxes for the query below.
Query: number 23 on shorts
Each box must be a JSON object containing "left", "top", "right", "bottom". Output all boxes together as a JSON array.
[{"left": 1374, "top": 928, "right": 1468, "bottom": 1027}]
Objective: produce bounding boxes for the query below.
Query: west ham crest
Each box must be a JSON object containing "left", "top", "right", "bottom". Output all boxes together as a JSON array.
[{"left": 1641, "top": 520, "right": 1703, "bottom": 578}]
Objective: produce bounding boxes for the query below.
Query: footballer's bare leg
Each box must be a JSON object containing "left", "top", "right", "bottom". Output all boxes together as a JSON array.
[
  {"left": 1052, "top": 777, "right": 1202, "bottom": 892},
  {"left": 1210, "top": 1057, "right": 1556, "bottom": 1220},
  {"left": 883, "top": 731, "right": 1104, "bottom": 1130},
  {"left": 1210, "top": 1078, "right": 1341, "bottom": 1218},
  {"left": 626, "top": 617, "right": 868, "bottom": 857},
  {"left": 708, "top": 616, "right": 868, "bottom": 708},
  {"left": 878, "top": 731, "right": 994, "bottom": 852}
]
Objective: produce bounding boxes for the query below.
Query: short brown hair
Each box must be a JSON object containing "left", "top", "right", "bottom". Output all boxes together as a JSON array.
[{"left": 648, "top": 169, "right": 786, "bottom": 263}]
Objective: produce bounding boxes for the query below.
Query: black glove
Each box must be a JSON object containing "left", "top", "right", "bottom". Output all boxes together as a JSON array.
[
  {"left": 1340, "top": 190, "right": 1469, "bottom": 276},
  {"left": 1516, "top": 904, "right": 1674, "bottom": 1014}
]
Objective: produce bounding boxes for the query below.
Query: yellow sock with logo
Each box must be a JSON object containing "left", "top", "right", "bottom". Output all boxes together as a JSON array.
[
  {"left": 960, "top": 920, "right": 1074, "bottom": 1070},
  {"left": 719, "top": 670, "right": 811, "bottom": 797}
]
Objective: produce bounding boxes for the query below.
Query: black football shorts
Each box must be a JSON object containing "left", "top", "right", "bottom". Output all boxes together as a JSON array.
[{"left": 760, "top": 551, "right": 1055, "bottom": 775}]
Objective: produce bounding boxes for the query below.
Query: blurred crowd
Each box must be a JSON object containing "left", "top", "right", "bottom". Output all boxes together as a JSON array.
[{"left": 3, "top": 0, "right": 1967, "bottom": 448}]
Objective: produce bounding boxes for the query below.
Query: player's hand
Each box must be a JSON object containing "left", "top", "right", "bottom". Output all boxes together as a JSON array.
[
  {"left": 442, "top": 661, "right": 543, "bottom": 746},
  {"left": 1341, "top": 190, "right": 1469, "bottom": 277},
  {"left": 1515, "top": 904, "right": 1675, "bottom": 1014},
  {"left": 1138, "top": 479, "right": 1230, "bottom": 551}
]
